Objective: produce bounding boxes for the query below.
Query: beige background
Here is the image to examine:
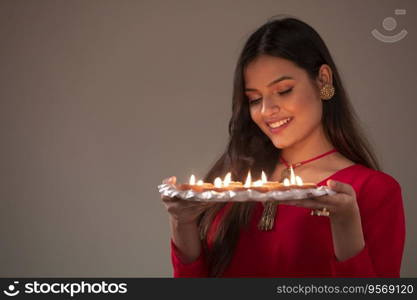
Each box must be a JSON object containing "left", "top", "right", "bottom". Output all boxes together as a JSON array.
[{"left": 0, "top": 0, "right": 415, "bottom": 277}]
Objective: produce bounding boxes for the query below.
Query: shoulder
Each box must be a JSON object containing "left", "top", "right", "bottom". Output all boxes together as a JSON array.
[
  {"left": 352, "top": 164, "right": 401, "bottom": 193},
  {"left": 341, "top": 164, "right": 403, "bottom": 213},
  {"left": 335, "top": 164, "right": 401, "bottom": 191}
]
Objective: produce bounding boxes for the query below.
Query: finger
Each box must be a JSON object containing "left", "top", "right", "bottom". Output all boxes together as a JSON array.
[
  {"left": 305, "top": 192, "right": 354, "bottom": 210},
  {"left": 162, "top": 196, "right": 211, "bottom": 208},
  {"left": 327, "top": 180, "right": 355, "bottom": 196},
  {"left": 296, "top": 192, "right": 335, "bottom": 204},
  {"left": 165, "top": 201, "right": 211, "bottom": 216},
  {"left": 185, "top": 200, "right": 211, "bottom": 208},
  {"left": 307, "top": 194, "right": 337, "bottom": 206},
  {"left": 161, "top": 195, "right": 182, "bottom": 203},
  {"left": 162, "top": 176, "right": 177, "bottom": 184},
  {"left": 284, "top": 198, "right": 336, "bottom": 209}
]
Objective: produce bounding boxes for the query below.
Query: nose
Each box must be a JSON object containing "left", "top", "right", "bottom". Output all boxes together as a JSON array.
[{"left": 260, "top": 96, "right": 280, "bottom": 116}]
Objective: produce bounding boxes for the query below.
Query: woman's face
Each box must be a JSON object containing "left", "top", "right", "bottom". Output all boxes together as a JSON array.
[{"left": 244, "top": 55, "right": 323, "bottom": 150}]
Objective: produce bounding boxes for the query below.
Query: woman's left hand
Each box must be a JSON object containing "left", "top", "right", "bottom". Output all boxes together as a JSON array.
[
  {"left": 284, "top": 179, "right": 360, "bottom": 223},
  {"left": 285, "top": 179, "right": 365, "bottom": 261}
]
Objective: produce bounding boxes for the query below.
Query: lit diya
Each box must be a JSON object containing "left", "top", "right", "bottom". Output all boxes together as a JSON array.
[
  {"left": 174, "top": 167, "right": 316, "bottom": 193},
  {"left": 280, "top": 166, "right": 317, "bottom": 190},
  {"left": 176, "top": 175, "right": 214, "bottom": 192}
]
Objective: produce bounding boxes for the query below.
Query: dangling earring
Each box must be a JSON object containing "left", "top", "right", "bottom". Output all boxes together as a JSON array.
[{"left": 319, "top": 83, "right": 335, "bottom": 100}]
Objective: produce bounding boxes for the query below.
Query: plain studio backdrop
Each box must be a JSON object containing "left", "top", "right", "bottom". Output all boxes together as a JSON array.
[{"left": 0, "top": 0, "right": 416, "bottom": 277}]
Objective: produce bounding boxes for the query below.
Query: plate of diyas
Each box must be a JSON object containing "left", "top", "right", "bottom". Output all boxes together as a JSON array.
[{"left": 158, "top": 169, "right": 336, "bottom": 202}]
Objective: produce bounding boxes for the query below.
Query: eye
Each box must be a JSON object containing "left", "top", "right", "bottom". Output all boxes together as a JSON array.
[
  {"left": 249, "top": 98, "right": 261, "bottom": 105},
  {"left": 245, "top": 94, "right": 262, "bottom": 105},
  {"left": 277, "top": 88, "right": 293, "bottom": 95},
  {"left": 247, "top": 87, "right": 293, "bottom": 106}
]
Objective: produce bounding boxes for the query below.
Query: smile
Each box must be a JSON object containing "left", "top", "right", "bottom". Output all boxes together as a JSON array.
[
  {"left": 267, "top": 117, "right": 292, "bottom": 129},
  {"left": 266, "top": 117, "right": 293, "bottom": 134}
]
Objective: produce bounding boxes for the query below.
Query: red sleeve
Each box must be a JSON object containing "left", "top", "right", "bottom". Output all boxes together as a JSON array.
[
  {"left": 170, "top": 238, "right": 209, "bottom": 277},
  {"left": 330, "top": 173, "right": 406, "bottom": 277}
]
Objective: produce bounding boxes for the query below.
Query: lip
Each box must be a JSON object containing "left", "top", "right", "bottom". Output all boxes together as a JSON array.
[
  {"left": 267, "top": 117, "right": 293, "bottom": 134},
  {"left": 265, "top": 117, "right": 292, "bottom": 125}
]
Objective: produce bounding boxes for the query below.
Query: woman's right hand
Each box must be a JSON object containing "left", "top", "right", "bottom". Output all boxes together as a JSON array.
[{"left": 161, "top": 176, "right": 212, "bottom": 225}]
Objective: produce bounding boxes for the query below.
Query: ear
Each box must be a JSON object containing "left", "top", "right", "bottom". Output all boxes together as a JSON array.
[{"left": 315, "top": 64, "right": 333, "bottom": 89}]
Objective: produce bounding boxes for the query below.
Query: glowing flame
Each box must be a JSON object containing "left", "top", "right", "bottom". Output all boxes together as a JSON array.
[
  {"left": 283, "top": 166, "right": 303, "bottom": 186},
  {"left": 189, "top": 174, "right": 196, "bottom": 185},
  {"left": 197, "top": 180, "right": 203, "bottom": 186},
  {"left": 244, "top": 171, "right": 252, "bottom": 188},
  {"left": 214, "top": 177, "right": 222, "bottom": 188},
  {"left": 224, "top": 172, "right": 231, "bottom": 187},
  {"left": 261, "top": 171, "right": 267, "bottom": 184},
  {"left": 290, "top": 166, "right": 296, "bottom": 185},
  {"left": 283, "top": 178, "right": 290, "bottom": 186}
]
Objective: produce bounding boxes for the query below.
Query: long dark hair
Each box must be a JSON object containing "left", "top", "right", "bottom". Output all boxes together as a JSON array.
[{"left": 197, "top": 16, "right": 380, "bottom": 277}]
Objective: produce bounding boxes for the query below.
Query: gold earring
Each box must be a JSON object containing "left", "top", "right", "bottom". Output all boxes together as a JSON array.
[{"left": 320, "top": 84, "right": 335, "bottom": 100}]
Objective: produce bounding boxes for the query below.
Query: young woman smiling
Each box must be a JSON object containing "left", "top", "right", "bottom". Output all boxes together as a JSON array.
[{"left": 161, "top": 17, "right": 405, "bottom": 277}]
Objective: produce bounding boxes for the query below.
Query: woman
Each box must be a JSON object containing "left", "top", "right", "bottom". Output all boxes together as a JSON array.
[{"left": 161, "top": 17, "right": 405, "bottom": 277}]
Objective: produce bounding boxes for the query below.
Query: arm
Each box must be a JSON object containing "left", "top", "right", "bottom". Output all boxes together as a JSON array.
[
  {"left": 329, "top": 175, "right": 406, "bottom": 277},
  {"left": 285, "top": 175, "right": 405, "bottom": 277},
  {"left": 330, "top": 206, "right": 365, "bottom": 262},
  {"left": 161, "top": 177, "right": 209, "bottom": 277},
  {"left": 170, "top": 218, "right": 202, "bottom": 263},
  {"left": 170, "top": 218, "right": 209, "bottom": 277}
]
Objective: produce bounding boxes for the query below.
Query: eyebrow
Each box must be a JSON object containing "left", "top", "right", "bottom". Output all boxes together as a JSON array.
[{"left": 244, "top": 76, "right": 294, "bottom": 92}]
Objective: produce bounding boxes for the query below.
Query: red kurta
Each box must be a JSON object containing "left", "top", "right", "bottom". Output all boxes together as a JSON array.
[{"left": 170, "top": 164, "right": 406, "bottom": 277}]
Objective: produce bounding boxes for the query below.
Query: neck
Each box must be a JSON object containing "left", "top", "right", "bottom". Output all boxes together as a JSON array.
[{"left": 281, "top": 125, "right": 335, "bottom": 164}]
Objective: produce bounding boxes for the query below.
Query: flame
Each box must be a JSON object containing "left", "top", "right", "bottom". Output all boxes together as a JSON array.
[
  {"left": 214, "top": 177, "right": 222, "bottom": 188},
  {"left": 261, "top": 171, "right": 267, "bottom": 184},
  {"left": 282, "top": 167, "right": 303, "bottom": 186},
  {"left": 197, "top": 180, "right": 203, "bottom": 186},
  {"left": 290, "top": 166, "right": 296, "bottom": 185},
  {"left": 283, "top": 178, "right": 290, "bottom": 186},
  {"left": 189, "top": 174, "right": 196, "bottom": 185},
  {"left": 224, "top": 172, "right": 231, "bottom": 187},
  {"left": 244, "top": 171, "right": 252, "bottom": 188}
]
